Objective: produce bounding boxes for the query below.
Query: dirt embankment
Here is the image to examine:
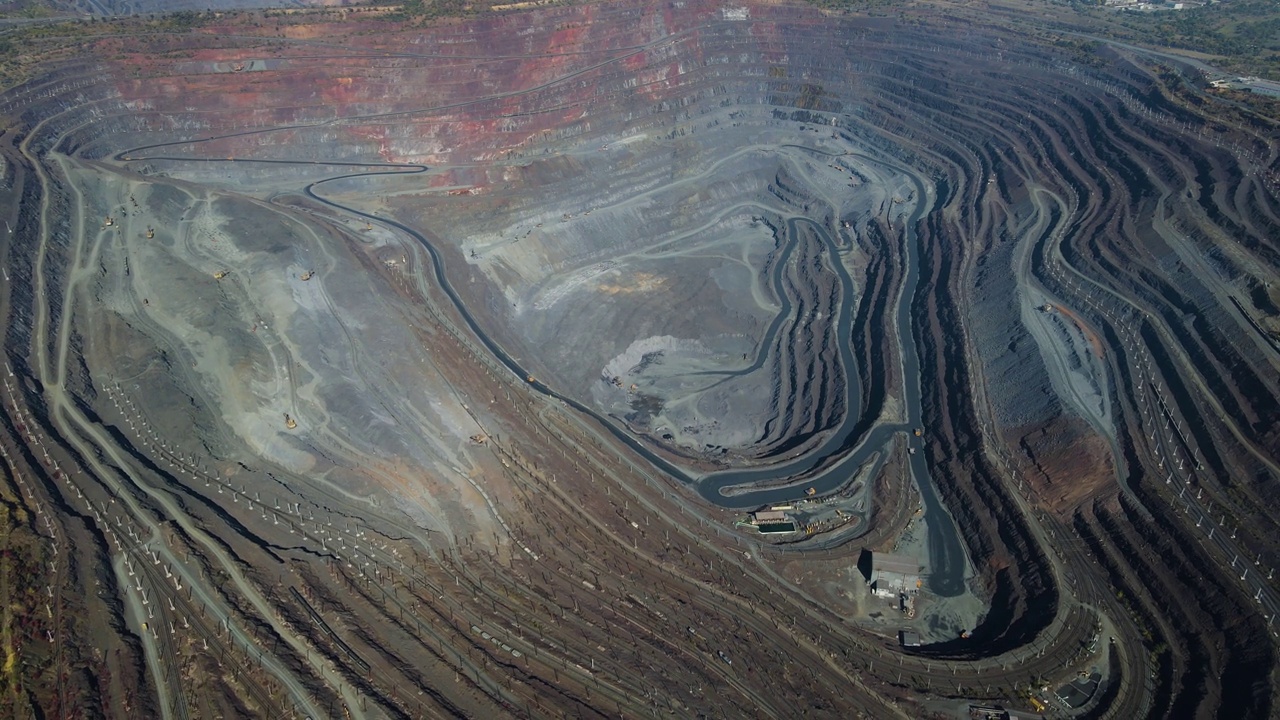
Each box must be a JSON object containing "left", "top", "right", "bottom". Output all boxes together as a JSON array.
[
  {"left": 913, "top": 203, "right": 1059, "bottom": 659},
  {"left": 1012, "top": 413, "right": 1115, "bottom": 514}
]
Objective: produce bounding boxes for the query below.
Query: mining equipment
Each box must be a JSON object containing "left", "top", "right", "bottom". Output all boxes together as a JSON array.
[
  {"left": 364, "top": 222, "right": 373, "bottom": 231},
  {"left": 717, "top": 650, "right": 732, "bottom": 665},
  {"left": 527, "top": 375, "right": 536, "bottom": 383},
  {"left": 300, "top": 270, "right": 314, "bottom": 281},
  {"left": 233, "top": 62, "right": 245, "bottom": 72},
  {"left": 1041, "top": 303, "right": 1053, "bottom": 312},
  {"left": 913, "top": 428, "right": 923, "bottom": 437},
  {"left": 213, "top": 270, "right": 228, "bottom": 280},
  {"left": 284, "top": 413, "right": 297, "bottom": 430},
  {"left": 146, "top": 227, "right": 154, "bottom": 239},
  {"left": 1029, "top": 697, "right": 1046, "bottom": 713},
  {"left": 909, "top": 447, "right": 917, "bottom": 455},
  {"left": 469, "top": 434, "right": 487, "bottom": 445},
  {"left": 104, "top": 216, "right": 114, "bottom": 227},
  {"left": 806, "top": 487, "right": 817, "bottom": 497}
]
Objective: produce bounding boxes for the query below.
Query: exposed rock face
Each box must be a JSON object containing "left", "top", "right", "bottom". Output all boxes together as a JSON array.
[{"left": 1, "top": 1, "right": 1278, "bottom": 718}]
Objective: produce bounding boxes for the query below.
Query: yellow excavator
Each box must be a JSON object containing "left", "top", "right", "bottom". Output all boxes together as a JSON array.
[
  {"left": 284, "top": 413, "right": 297, "bottom": 430},
  {"left": 213, "top": 270, "right": 229, "bottom": 280},
  {"left": 146, "top": 227, "right": 154, "bottom": 239},
  {"left": 300, "top": 270, "right": 314, "bottom": 281}
]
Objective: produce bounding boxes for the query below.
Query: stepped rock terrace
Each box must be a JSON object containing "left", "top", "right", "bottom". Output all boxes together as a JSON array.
[{"left": 1, "top": 1, "right": 1278, "bottom": 717}]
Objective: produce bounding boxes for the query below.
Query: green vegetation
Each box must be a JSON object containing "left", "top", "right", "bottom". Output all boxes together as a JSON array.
[
  {"left": 801, "top": 0, "right": 1280, "bottom": 79},
  {"left": 1121, "top": 0, "right": 1280, "bottom": 78},
  {"left": 1152, "top": 0, "right": 1280, "bottom": 57},
  {"left": 147, "top": 10, "right": 215, "bottom": 32},
  {"left": 396, "top": 0, "right": 475, "bottom": 21},
  {"left": 0, "top": 1, "right": 61, "bottom": 20},
  {"left": 805, "top": 0, "right": 901, "bottom": 12},
  {"left": 0, "top": 9, "right": 225, "bottom": 91}
]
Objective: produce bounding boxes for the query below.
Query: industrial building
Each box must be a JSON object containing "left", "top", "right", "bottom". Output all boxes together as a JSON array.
[
  {"left": 750, "top": 509, "right": 796, "bottom": 534},
  {"left": 859, "top": 551, "right": 922, "bottom": 598}
]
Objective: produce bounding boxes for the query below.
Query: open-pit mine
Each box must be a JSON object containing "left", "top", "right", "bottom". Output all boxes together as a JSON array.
[{"left": 1, "top": 1, "right": 1279, "bottom": 717}]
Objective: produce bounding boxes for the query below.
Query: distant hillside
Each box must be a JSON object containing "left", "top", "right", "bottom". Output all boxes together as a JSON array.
[{"left": 1, "top": 0, "right": 348, "bottom": 17}]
